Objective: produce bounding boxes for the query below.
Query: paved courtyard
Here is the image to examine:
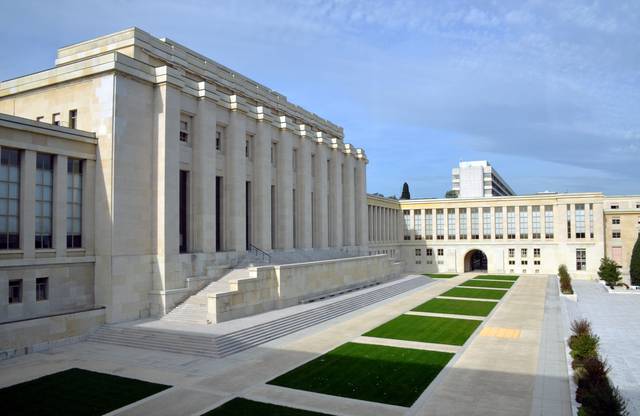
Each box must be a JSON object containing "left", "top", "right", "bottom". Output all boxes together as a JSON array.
[
  {"left": 563, "top": 280, "right": 640, "bottom": 415},
  {"left": 0, "top": 273, "right": 570, "bottom": 416}
]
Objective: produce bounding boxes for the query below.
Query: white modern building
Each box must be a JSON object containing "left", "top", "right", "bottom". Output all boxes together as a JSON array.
[{"left": 451, "top": 160, "right": 515, "bottom": 198}]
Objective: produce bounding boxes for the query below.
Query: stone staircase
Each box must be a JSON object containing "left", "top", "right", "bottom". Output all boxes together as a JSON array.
[{"left": 87, "top": 276, "right": 428, "bottom": 358}]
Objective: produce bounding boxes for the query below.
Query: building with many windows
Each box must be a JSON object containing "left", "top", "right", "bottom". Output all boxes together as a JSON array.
[
  {"left": 368, "top": 192, "right": 640, "bottom": 279},
  {"left": 451, "top": 160, "right": 515, "bottom": 198},
  {"left": 0, "top": 28, "right": 369, "bottom": 331}
]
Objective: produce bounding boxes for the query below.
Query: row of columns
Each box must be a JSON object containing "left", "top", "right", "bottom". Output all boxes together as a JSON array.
[{"left": 152, "top": 78, "right": 368, "bottom": 292}]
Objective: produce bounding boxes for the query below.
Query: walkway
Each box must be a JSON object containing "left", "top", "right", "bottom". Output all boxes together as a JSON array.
[{"left": 563, "top": 280, "right": 640, "bottom": 415}]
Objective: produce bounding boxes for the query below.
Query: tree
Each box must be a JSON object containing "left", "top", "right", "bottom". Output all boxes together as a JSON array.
[
  {"left": 400, "top": 182, "right": 411, "bottom": 200},
  {"left": 445, "top": 190, "right": 459, "bottom": 198},
  {"left": 598, "top": 257, "right": 622, "bottom": 289},
  {"left": 630, "top": 233, "right": 640, "bottom": 286}
]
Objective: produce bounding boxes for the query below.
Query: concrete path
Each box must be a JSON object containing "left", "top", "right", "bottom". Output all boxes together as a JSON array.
[
  {"left": 410, "top": 275, "right": 560, "bottom": 416},
  {"left": 563, "top": 280, "right": 640, "bottom": 415}
]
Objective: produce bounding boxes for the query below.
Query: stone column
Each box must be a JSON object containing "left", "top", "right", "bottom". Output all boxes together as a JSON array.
[
  {"left": 355, "top": 154, "right": 368, "bottom": 247},
  {"left": 252, "top": 108, "right": 273, "bottom": 250},
  {"left": 192, "top": 87, "right": 217, "bottom": 253},
  {"left": 342, "top": 149, "right": 356, "bottom": 246},
  {"left": 21, "top": 150, "right": 36, "bottom": 258},
  {"left": 225, "top": 106, "right": 247, "bottom": 253},
  {"left": 152, "top": 81, "right": 181, "bottom": 291},
  {"left": 328, "top": 142, "right": 343, "bottom": 247},
  {"left": 54, "top": 154, "right": 68, "bottom": 257},
  {"left": 276, "top": 118, "right": 294, "bottom": 250},
  {"left": 297, "top": 127, "right": 313, "bottom": 249},
  {"left": 314, "top": 136, "right": 329, "bottom": 248}
]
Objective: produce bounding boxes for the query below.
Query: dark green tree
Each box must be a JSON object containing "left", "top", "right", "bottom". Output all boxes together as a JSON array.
[
  {"left": 630, "top": 233, "right": 640, "bottom": 286},
  {"left": 598, "top": 257, "right": 622, "bottom": 289},
  {"left": 445, "top": 190, "right": 459, "bottom": 198},
  {"left": 400, "top": 182, "right": 411, "bottom": 200}
]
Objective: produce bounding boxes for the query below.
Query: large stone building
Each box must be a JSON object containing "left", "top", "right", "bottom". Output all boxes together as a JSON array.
[
  {"left": 368, "top": 192, "right": 640, "bottom": 278},
  {"left": 0, "top": 27, "right": 368, "bottom": 330}
]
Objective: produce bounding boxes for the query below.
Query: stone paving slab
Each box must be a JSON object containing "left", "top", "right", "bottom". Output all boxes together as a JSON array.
[
  {"left": 352, "top": 336, "right": 462, "bottom": 354},
  {"left": 409, "top": 275, "right": 550, "bottom": 416}
]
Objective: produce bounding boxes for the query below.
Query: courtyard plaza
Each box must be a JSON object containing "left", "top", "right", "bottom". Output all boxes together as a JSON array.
[{"left": 0, "top": 272, "right": 571, "bottom": 416}]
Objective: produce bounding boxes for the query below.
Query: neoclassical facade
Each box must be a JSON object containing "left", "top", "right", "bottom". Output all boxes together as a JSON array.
[
  {"left": 0, "top": 28, "right": 368, "bottom": 325},
  {"left": 368, "top": 192, "right": 640, "bottom": 279}
]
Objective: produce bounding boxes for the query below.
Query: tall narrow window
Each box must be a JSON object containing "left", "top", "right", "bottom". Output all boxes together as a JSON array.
[
  {"left": 35, "top": 154, "right": 53, "bottom": 249},
  {"left": 575, "top": 204, "right": 585, "bottom": 239},
  {"left": 545, "top": 205, "right": 554, "bottom": 239},
  {"left": 532, "top": 206, "right": 541, "bottom": 239},
  {"left": 507, "top": 207, "right": 516, "bottom": 239},
  {"left": 447, "top": 208, "right": 456, "bottom": 240},
  {"left": 459, "top": 208, "right": 467, "bottom": 239},
  {"left": 519, "top": 206, "right": 528, "bottom": 239},
  {"left": 494, "top": 207, "right": 503, "bottom": 239},
  {"left": 67, "top": 159, "right": 83, "bottom": 248},
  {"left": 0, "top": 149, "right": 20, "bottom": 249},
  {"left": 483, "top": 207, "right": 491, "bottom": 239},
  {"left": 68, "top": 109, "right": 78, "bottom": 129}
]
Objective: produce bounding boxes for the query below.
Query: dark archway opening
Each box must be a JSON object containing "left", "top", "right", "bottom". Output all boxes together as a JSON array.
[{"left": 465, "top": 250, "right": 488, "bottom": 272}]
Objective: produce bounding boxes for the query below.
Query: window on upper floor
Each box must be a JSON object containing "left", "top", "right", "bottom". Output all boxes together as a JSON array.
[{"left": 0, "top": 148, "right": 20, "bottom": 250}]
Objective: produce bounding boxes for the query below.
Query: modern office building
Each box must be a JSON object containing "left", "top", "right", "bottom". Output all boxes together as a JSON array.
[
  {"left": 368, "top": 192, "right": 640, "bottom": 278},
  {"left": 451, "top": 160, "right": 515, "bottom": 198}
]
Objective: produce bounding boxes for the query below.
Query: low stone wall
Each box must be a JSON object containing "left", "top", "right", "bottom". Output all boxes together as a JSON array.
[
  {"left": 208, "top": 254, "right": 397, "bottom": 323},
  {"left": 0, "top": 307, "right": 105, "bottom": 360}
]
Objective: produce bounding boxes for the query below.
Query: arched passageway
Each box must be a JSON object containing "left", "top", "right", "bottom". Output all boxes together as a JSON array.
[{"left": 464, "top": 249, "right": 488, "bottom": 272}]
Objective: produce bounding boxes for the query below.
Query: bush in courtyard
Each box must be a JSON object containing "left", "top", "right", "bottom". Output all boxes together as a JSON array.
[
  {"left": 559, "top": 265, "right": 574, "bottom": 294},
  {"left": 630, "top": 233, "right": 640, "bottom": 286},
  {"left": 598, "top": 257, "right": 622, "bottom": 289}
]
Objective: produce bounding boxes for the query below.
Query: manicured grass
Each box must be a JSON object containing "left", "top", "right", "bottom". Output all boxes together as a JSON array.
[
  {"left": 203, "top": 398, "right": 333, "bottom": 415},
  {"left": 473, "top": 274, "right": 519, "bottom": 281},
  {"left": 268, "top": 342, "right": 454, "bottom": 407},
  {"left": 460, "top": 280, "right": 513, "bottom": 289},
  {"left": 0, "top": 368, "right": 170, "bottom": 415},
  {"left": 442, "top": 287, "right": 507, "bottom": 300},
  {"left": 412, "top": 298, "right": 498, "bottom": 317},
  {"left": 423, "top": 273, "right": 457, "bottom": 279},
  {"left": 364, "top": 314, "right": 481, "bottom": 346}
]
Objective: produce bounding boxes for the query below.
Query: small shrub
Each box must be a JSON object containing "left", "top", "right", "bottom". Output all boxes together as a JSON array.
[
  {"left": 570, "top": 334, "right": 600, "bottom": 364},
  {"left": 598, "top": 257, "right": 622, "bottom": 289},
  {"left": 571, "top": 319, "right": 592, "bottom": 337}
]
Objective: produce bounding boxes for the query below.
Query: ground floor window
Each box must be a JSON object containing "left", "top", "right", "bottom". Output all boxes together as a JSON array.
[{"left": 576, "top": 248, "right": 586, "bottom": 270}]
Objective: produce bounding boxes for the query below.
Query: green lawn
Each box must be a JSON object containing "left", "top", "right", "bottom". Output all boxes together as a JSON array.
[
  {"left": 442, "top": 287, "right": 507, "bottom": 300},
  {"left": 412, "top": 298, "right": 498, "bottom": 317},
  {"left": 460, "top": 280, "right": 513, "bottom": 289},
  {"left": 423, "top": 273, "right": 457, "bottom": 279},
  {"left": 268, "top": 342, "right": 454, "bottom": 407},
  {"left": 473, "top": 275, "right": 519, "bottom": 281},
  {"left": 0, "top": 368, "right": 170, "bottom": 415},
  {"left": 364, "top": 314, "right": 481, "bottom": 346},
  {"left": 203, "top": 398, "right": 333, "bottom": 415}
]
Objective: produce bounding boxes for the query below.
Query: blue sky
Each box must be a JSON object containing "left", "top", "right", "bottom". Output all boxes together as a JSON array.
[{"left": 1, "top": 0, "right": 638, "bottom": 198}]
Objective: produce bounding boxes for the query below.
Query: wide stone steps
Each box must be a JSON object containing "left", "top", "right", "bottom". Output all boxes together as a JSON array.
[{"left": 86, "top": 276, "right": 428, "bottom": 359}]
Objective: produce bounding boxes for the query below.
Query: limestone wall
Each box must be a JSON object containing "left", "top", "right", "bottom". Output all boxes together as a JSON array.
[
  {"left": 0, "top": 307, "right": 105, "bottom": 360},
  {"left": 208, "top": 254, "right": 395, "bottom": 323}
]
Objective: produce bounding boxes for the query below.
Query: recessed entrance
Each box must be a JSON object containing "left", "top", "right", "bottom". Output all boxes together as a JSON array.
[{"left": 464, "top": 249, "right": 488, "bottom": 272}]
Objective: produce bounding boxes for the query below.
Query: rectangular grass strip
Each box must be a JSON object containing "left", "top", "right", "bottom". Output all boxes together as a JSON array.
[
  {"left": 268, "top": 342, "right": 454, "bottom": 407},
  {"left": 0, "top": 368, "right": 170, "bottom": 416},
  {"left": 203, "top": 398, "right": 334, "bottom": 415},
  {"left": 442, "top": 287, "right": 507, "bottom": 300},
  {"left": 473, "top": 274, "right": 519, "bottom": 281},
  {"left": 423, "top": 273, "right": 457, "bottom": 279},
  {"left": 460, "top": 280, "right": 513, "bottom": 289},
  {"left": 412, "top": 298, "right": 498, "bottom": 317},
  {"left": 364, "top": 314, "right": 481, "bottom": 346}
]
